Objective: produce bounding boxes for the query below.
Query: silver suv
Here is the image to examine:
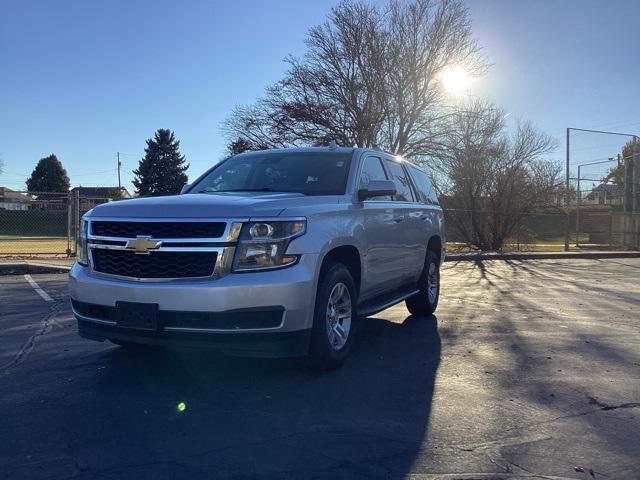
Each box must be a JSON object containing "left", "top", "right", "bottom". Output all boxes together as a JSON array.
[{"left": 70, "top": 147, "right": 444, "bottom": 367}]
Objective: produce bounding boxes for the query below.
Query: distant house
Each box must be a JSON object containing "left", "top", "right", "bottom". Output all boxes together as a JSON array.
[
  {"left": 584, "top": 183, "right": 623, "bottom": 206},
  {"left": 0, "top": 187, "right": 33, "bottom": 210},
  {"left": 70, "top": 186, "right": 132, "bottom": 211}
]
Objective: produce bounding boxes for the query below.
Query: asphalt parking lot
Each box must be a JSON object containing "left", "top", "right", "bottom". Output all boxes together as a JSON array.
[{"left": 1, "top": 259, "right": 639, "bottom": 480}]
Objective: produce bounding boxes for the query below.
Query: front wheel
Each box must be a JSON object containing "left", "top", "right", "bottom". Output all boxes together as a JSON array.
[
  {"left": 405, "top": 250, "right": 440, "bottom": 316},
  {"left": 307, "top": 263, "right": 357, "bottom": 369}
]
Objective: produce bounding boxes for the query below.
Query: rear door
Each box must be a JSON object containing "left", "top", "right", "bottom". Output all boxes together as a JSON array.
[
  {"left": 357, "top": 155, "right": 408, "bottom": 300},
  {"left": 406, "top": 163, "right": 443, "bottom": 261}
]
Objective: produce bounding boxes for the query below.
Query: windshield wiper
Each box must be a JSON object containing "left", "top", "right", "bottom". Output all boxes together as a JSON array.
[
  {"left": 216, "top": 188, "right": 279, "bottom": 192},
  {"left": 208, "top": 188, "right": 306, "bottom": 195}
]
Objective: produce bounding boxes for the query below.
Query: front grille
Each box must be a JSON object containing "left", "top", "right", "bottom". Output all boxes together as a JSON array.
[
  {"left": 92, "top": 249, "right": 216, "bottom": 279},
  {"left": 91, "top": 221, "right": 226, "bottom": 238}
]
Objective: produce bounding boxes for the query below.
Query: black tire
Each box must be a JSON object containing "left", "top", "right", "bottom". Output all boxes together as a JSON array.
[
  {"left": 307, "top": 263, "right": 357, "bottom": 369},
  {"left": 405, "top": 249, "right": 440, "bottom": 316}
]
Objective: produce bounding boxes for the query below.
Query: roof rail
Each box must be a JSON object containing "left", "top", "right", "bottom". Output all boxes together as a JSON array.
[{"left": 327, "top": 140, "right": 338, "bottom": 150}]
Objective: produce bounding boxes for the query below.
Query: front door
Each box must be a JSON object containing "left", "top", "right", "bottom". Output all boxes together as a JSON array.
[
  {"left": 357, "top": 155, "right": 408, "bottom": 300},
  {"left": 383, "top": 158, "right": 426, "bottom": 284}
]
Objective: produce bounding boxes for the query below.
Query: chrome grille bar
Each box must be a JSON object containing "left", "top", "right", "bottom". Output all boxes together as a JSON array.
[{"left": 86, "top": 217, "right": 244, "bottom": 281}]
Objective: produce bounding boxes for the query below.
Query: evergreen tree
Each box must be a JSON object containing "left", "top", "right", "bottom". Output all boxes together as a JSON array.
[
  {"left": 133, "top": 129, "right": 189, "bottom": 196},
  {"left": 26, "top": 154, "right": 70, "bottom": 192}
]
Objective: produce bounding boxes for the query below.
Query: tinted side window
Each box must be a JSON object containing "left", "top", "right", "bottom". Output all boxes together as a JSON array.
[
  {"left": 384, "top": 159, "right": 415, "bottom": 202},
  {"left": 358, "top": 156, "right": 387, "bottom": 189},
  {"left": 407, "top": 166, "right": 438, "bottom": 205},
  {"left": 359, "top": 156, "right": 392, "bottom": 201}
]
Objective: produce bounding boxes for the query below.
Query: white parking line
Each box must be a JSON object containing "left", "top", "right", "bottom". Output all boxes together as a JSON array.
[{"left": 23, "top": 274, "right": 54, "bottom": 302}]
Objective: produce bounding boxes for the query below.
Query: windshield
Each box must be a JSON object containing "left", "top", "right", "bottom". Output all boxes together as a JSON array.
[{"left": 191, "top": 151, "right": 352, "bottom": 196}]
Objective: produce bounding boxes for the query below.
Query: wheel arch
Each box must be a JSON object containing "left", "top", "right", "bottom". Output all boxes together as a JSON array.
[{"left": 318, "top": 245, "right": 362, "bottom": 296}]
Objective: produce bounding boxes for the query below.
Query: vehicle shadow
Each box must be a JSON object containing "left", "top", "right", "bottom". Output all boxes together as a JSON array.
[{"left": 50, "top": 314, "right": 441, "bottom": 479}]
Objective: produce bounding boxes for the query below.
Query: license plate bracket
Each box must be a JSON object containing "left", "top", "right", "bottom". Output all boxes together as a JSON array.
[{"left": 115, "top": 302, "right": 159, "bottom": 330}]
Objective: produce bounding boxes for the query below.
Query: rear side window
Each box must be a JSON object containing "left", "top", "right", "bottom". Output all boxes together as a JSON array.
[
  {"left": 407, "top": 165, "right": 438, "bottom": 205},
  {"left": 384, "top": 159, "right": 415, "bottom": 202}
]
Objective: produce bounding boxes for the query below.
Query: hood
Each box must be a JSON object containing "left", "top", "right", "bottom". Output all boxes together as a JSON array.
[{"left": 87, "top": 192, "right": 309, "bottom": 218}]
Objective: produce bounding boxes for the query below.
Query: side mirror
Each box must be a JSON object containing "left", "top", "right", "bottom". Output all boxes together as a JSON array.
[
  {"left": 358, "top": 180, "right": 396, "bottom": 201},
  {"left": 180, "top": 183, "right": 191, "bottom": 195}
]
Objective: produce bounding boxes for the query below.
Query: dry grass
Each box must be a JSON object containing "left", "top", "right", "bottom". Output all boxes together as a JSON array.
[{"left": 0, "top": 236, "right": 70, "bottom": 255}]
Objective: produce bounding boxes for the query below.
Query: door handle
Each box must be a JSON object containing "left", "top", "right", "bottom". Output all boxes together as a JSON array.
[{"left": 393, "top": 216, "right": 404, "bottom": 223}]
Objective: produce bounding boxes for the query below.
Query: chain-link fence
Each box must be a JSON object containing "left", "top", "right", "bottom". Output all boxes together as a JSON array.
[
  {"left": 0, "top": 191, "right": 114, "bottom": 257},
  {"left": 565, "top": 128, "right": 639, "bottom": 251},
  {"left": 1, "top": 191, "right": 638, "bottom": 257},
  {"left": 444, "top": 207, "right": 640, "bottom": 252}
]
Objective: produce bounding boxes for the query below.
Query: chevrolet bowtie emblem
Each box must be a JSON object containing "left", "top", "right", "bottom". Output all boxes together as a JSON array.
[{"left": 125, "top": 235, "right": 162, "bottom": 254}]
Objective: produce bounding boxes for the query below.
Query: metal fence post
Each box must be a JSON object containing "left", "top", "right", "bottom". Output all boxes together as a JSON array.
[
  {"left": 74, "top": 189, "right": 80, "bottom": 256},
  {"left": 633, "top": 137, "right": 638, "bottom": 249},
  {"left": 608, "top": 211, "right": 613, "bottom": 247},
  {"left": 575, "top": 164, "right": 581, "bottom": 247},
  {"left": 564, "top": 128, "right": 570, "bottom": 251},
  {"left": 66, "top": 191, "right": 73, "bottom": 256}
]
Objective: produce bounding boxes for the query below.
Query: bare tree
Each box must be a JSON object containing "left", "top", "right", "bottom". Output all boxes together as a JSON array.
[
  {"left": 224, "top": 0, "right": 484, "bottom": 155},
  {"left": 426, "top": 100, "right": 560, "bottom": 250}
]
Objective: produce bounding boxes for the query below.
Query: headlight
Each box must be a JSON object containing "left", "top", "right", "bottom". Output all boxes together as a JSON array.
[
  {"left": 232, "top": 220, "right": 306, "bottom": 272},
  {"left": 77, "top": 219, "right": 89, "bottom": 266}
]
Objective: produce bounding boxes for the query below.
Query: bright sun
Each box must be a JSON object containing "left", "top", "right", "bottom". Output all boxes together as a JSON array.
[{"left": 440, "top": 65, "right": 473, "bottom": 95}]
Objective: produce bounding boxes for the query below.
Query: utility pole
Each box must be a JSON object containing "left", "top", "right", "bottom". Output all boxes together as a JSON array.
[{"left": 117, "top": 152, "right": 122, "bottom": 193}]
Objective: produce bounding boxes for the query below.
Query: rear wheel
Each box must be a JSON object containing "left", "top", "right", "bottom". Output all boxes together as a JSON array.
[
  {"left": 307, "top": 263, "right": 356, "bottom": 369},
  {"left": 405, "top": 249, "right": 440, "bottom": 316}
]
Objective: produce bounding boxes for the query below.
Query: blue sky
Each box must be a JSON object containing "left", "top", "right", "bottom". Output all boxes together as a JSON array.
[{"left": 1, "top": 0, "right": 639, "bottom": 192}]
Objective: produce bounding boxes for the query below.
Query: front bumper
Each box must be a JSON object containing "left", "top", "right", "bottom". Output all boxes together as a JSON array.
[
  {"left": 77, "top": 318, "right": 311, "bottom": 357},
  {"left": 69, "top": 254, "right": 319, "bottom": 357}
]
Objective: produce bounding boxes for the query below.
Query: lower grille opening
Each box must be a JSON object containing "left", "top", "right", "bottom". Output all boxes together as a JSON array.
[
  {"left": 162, "top": 307, "right": 284, "bottom": 330},
  {"left": 71, "top": 300, "right": 284, "bottom": 330},
  {"left": 92, "top": 249, "right": 216, "bottom": 279},
  {"left": 72, "top": 300, "right": 114, "bottom": 320}
]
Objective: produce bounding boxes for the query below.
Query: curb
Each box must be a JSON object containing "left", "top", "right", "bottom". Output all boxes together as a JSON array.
[
  {"left": 0, "top": 261, "right": 72, "bottom": 275},
  {"left": 445, "top": 251, "right": 640, "bottom": 262}
]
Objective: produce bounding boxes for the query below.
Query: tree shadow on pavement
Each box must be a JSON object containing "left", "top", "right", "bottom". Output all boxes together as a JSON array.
[
  {"left": 7, "top": 314, "right": 441, "bottom": 479},
  {"left": 460, "top": 259, "right": 640, "bottom": 478}
]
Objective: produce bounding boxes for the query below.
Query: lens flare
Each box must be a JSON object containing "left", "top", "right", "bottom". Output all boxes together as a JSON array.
[
  {"left": 177, "top": 402, "right": 186, "bottom": 412},
  {"left": 440, "top": 65, "right": 473, "bottom": 95}
]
